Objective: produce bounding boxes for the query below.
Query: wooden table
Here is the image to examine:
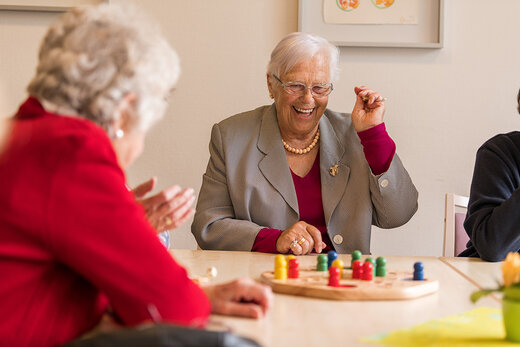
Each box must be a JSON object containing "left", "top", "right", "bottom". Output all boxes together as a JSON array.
[
  {"left": 171, "top": 250, "right": 500, "bottom": 347},
  {"left": 440, "top": 256, "right": 503, "bottom": 290}
]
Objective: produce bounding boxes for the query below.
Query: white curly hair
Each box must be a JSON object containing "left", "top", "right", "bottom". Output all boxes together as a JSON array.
[
  {"left": 27, "top": 4, "right": 180, "bottom": 137},
  {"left": 267, "top": 32, "right": 340, "bottom": 84}
]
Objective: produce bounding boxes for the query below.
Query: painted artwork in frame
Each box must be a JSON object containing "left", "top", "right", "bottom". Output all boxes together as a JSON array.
[
  {"left": 298, "top": 0, "right": 444, "bottom": 48},
  {"left": 0, "top": 0, "right": 106, "bottom": 11}
]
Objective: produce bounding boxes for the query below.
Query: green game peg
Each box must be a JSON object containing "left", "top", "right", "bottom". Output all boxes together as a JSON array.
[
  {"left": 376, "top": 257, "right": 387, "bottom": 277},
  {"left": 351, "top": 250, "right": 362, "bottom": 267},
  {"left": 317, "top": 254, "right": 328, "bottom": 271}
]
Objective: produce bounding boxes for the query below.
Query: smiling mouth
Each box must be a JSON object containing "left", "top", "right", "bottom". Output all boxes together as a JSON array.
[{"left": 293, "top": 106, "right": 314, "bottom": 117}]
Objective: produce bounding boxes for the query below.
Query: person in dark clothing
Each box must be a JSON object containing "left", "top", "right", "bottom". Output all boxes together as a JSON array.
[{"left": 460, "top": 90, "right": 520, "bottom": 262}]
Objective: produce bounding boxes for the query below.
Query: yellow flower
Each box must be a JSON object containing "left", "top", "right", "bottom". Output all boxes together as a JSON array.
[{"left": 502, "top": 252, "right": 520, "bottom": 287}]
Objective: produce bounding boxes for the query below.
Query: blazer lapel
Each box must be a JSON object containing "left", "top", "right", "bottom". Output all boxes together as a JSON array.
[
  {"left": 319, "top": 113, "right": 350, "bottom": 226},
  {"left": 257, "top": 105, "right": 299, "bottom": 215}
]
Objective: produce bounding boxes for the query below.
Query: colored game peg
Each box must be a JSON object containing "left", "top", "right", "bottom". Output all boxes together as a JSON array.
[
  {"left": 328, "top": 250, "right": 338, "bottom": 269},
  {"left": 351, "top": 250, "right": 362, "bottom": 267},
  {"left": 286, "top": 254, "right": 296, "bottom": 271},
  {"left": 361, "top": 261, "right": 373, "bottom": 281},
  {"left": 328, "top": 266, "right": 340, "bottom": 287},
  {"left": 365, "top": 257, "right": 376, "bottom": 274},
  {"left": 365, "top": 257, "right": 376, "bottom": 267},
  {"left": 413, "top": 262, "right": 424, "bottom": 281},
  {"left": 352, "top": 260, "right": 362, "bottom": 279},
  {"left": 376, "top": 257, "right": 387, "bottom": 277},
  {"left": 275, "top": 254, "right": 286, "bottom": 267},
  {"left": 288, "top": 258, "right": 300, "bottom": 279},
  {"left": 274, "top": 254, "right": 287, "bottom": 280},
  {"left": 317, "top": 254, "right": 328, "bottom": 272},
  {"left": 331, "top": 259, "right": 344, "bottom": 278}
]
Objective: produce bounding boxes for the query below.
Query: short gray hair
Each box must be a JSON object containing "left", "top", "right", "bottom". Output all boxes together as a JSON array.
[
  {"left": 27, "top": 4, "right": 180, "bottom": 136},
  {"left": 267, "top": 32, "right": 340, "bottom": 83}
]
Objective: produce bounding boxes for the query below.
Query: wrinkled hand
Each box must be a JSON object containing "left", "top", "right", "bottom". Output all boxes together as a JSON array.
[
  {"left": 276, "top": 221, "right": 326, "bottom": 255},
  {"left": 132, "top": 177, "right": 196, "bottom": 233},
  {"left": 202, "top": 278, "right": 273, "bottom": 319},
  {"left": 351, "top": 86, "right": 386, "bottom": 132}
]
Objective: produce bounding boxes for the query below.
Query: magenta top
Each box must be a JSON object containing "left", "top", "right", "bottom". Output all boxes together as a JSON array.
[{"left": 251, "top": 122, "right": 396, "bottom": 253}]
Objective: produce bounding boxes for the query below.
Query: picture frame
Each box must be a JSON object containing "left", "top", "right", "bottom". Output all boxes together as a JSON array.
[
  {"left": 0, "top": 0, "right": 106, "bottom": 11},
  {"left": 298, "top": 0, "right": 444, "bottom": 48}
]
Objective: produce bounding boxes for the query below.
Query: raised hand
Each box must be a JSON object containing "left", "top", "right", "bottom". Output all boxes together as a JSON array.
[{"left": 351, "top": 86, "right": 386, "bottom": 132}]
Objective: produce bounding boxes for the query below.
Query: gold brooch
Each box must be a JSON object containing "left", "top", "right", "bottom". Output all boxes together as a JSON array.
[{"left": 329, "top": 164, "right": 338, "bottom": 176}]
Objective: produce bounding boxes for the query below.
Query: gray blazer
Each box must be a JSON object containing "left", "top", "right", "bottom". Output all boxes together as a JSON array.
[{"left": 191, "top": 104, "right": 418, "bottom": 254}]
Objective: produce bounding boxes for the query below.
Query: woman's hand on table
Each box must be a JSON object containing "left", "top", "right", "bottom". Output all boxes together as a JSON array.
[
  {"left": 351, "top": 86, "right": 386, "bottom": 132},
  {"left": 202, "top": 278, "right": 273, "bottom": 319},
  {"left": 132, "top": 177, "right": 196, "bottom": 233},
  {"left": 276, "top": 221, "right": 326, "bottom": 255}
]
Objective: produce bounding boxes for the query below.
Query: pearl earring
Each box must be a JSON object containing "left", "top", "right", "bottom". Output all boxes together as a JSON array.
[{"left": 115, "top": 129, "right": 124, "bottom": 139}]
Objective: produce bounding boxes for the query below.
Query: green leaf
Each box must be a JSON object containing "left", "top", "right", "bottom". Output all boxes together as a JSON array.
[{"left": 471, "top": 289, "right": 500, "bottom": 303}]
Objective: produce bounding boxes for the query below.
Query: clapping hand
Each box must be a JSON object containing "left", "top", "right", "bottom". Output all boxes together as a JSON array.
[
  {"left": 132, "top": 177, "right": 196, "bottom": 233},
  {"left": 351, "top": 86, "right": 386, "bottom": 132}
]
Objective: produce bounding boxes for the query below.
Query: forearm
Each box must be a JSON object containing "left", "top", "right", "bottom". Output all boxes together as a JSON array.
[
  {"left": 465, "top": 189, "right": 520, "bottom": 262},
  {"left": 369, "top": 154, "right": 418, "bottom": 228},
  {"left": 50, "top": 152, "right": 211, "bottom": 327},
  {"left": 192, "top": 215, "right": 264, "bottom": 251}
]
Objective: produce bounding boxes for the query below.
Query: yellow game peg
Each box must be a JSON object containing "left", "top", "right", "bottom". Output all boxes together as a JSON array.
[
  {"left": 274, "top": 254, "right": 288, "bottom": 280},
  {"left": 331, "top": 259, "right": 345, "bottom": 278},
  {"left": 275, "top": 254, "right": 287, "bottom": 267}
]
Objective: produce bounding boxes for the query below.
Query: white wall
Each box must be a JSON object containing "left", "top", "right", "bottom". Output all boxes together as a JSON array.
[{"left": 1, "top": 1, "right": 519, "bottom": 256}]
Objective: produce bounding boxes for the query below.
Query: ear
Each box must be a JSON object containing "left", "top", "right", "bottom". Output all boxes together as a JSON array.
[
  {"left": 266, "top": 73, "right": 273, "bottom": 96},
  {"left": 112, "top": 93, "right": 137, "bottom": 134}
]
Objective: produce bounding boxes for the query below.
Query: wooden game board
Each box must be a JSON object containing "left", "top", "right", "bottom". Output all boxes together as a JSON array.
[{"left": 260, "top": 267, "right": 439, "bottom": 301}]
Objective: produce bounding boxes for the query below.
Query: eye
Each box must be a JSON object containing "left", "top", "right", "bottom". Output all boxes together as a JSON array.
[
  {"left": 286, "top": 83, "right": 305, "bottom": 92},
  {"left": 312, "top": 85, "right": 329, "bottom": 95}
]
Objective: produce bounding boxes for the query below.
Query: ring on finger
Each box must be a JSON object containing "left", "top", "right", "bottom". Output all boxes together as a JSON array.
[
  {"left": 297, "top": 237, "right": 306, "bottom": 245},
  {"left": 165, "top": 216, "right": 173, "bottom": 226},
  {"left": 290, "top": 240, "right": 298, "bottom": 249}
]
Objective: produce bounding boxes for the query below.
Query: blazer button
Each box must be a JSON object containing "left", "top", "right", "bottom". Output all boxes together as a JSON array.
[
  {"left": 380, "top": 179, "right": 389, "bottom": 188},
  {"left": 333, "top": 234, "right": 343, "bottom": 245}
]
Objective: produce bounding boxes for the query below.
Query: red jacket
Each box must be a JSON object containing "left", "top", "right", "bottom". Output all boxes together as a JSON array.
[{"left": 0, "top": 98, "right": 210, "bottom": 347}]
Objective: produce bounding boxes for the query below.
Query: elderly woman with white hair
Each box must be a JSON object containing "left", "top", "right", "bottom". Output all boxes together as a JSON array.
[
  {"left": 0, "top": 5, "right": 271, "bottom": 347},
  {"left": 192, "top": 32, "right": 418, "bottom": 255}
]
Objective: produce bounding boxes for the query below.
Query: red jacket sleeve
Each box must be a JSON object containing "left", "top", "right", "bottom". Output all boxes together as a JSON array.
[{"left": 45, "top": 131, "right": 210, "bottom": 327}]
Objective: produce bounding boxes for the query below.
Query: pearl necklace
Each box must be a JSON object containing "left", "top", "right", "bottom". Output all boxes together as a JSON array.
[{"left": 282, "top": 129, "right": 320, "bottom": 155}]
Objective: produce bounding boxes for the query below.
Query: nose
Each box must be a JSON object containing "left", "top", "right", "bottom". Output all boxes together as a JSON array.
[{"left": 300, "top": 87, "right": 314, "bottom": 103}]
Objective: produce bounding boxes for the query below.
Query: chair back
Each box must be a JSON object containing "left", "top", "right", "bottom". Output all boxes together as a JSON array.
[{"left": 443, "top": 193, "right": 470, "bottom": 256}]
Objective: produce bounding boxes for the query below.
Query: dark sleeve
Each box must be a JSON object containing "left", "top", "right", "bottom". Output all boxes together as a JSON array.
[
  {"left": 464, "top": 141, "right": 520, "bottom": 262},
  {"left": 45, "top": 134, "right": 210, "bottom": 326}
]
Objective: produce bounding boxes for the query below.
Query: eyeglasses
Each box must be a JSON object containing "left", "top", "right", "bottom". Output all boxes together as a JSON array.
[{"left": 272, "top": 74, "right": 333, "bottom": 97}]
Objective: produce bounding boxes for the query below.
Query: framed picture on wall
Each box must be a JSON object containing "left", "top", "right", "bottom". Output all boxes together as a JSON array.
[
  {"left": 0, "top": 0, "right": 106, "bottom": 11},
  {"left": 298, "top": 0, "right": 444, "bottom": 48}
]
